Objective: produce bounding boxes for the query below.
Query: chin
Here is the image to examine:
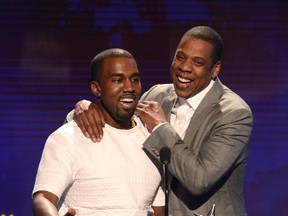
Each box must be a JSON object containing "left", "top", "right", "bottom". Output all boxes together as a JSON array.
[
  {"left": 119, "top": 112, "right": 134, "bottom": 120},
  {"left": 174, "top": 89, "right": 190, "bottom": 99}
]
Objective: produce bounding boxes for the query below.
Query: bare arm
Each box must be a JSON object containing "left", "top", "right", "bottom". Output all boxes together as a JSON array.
[
  {"left": 152, "top": 206, "right": 165, "bottom": 216},
  {"left": 74, "top": 100, "right": 105, "bottom": 142},
  {"left": 32, "top": 191, "right": 59, "bottom": 216},
  {"left": 32, "top": 191, "right": 75, "bottom": 216},
  {"left": 73, "top": 88, "right": 165, "bottom": 141}
]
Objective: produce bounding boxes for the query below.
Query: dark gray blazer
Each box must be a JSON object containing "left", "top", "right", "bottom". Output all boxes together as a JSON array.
[{"left": 140, "top": 78, "right": 253, "bottom": 216}]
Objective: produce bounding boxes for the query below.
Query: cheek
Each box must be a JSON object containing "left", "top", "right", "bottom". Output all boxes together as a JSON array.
[
  {"left": 103, "top": 84, "right": 120, "bottom": 94},
  {"left": 136, "top": 86, "right": 142, "bottom": 97},
  {"left": 170, "top": 65, "right": 177, "bottom": 78},
  {"left": 100, "top": 86, "right": 119, "bottom": 102},
  {"left": 194, "top": 67, "right": 211, "bottom": 79},
  {"left": 170, "top": 59, "right": 177, "bottom": 69},
  {"left": 171, "top": 61, "right": 178, "bottom": 71},
  {"left": 194, "top": 77, "right": 208, "bottom": 87}
]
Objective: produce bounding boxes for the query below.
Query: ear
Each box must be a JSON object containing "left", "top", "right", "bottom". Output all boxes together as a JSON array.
[
  {"left": 91, "top": 81, "right": 101, "bottom": 97},
  {"left": 211, "top": 60, "right": 221, "bottom": 79}
]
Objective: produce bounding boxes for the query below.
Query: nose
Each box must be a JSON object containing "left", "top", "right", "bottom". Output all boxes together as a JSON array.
[
  {"left": 179, "top": 59, "right": 192, "bottom": 72},
  {"left": 123, "top": 79, "right": 134, "bottom": 92}
]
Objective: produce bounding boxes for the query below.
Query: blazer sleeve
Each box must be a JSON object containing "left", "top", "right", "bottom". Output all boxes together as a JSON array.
[
  {"left": 140, "top": 84, "right": 175, "bottom": 103},
  {"left": 142, "top": 105, "right": 253, "bottom": 196}
]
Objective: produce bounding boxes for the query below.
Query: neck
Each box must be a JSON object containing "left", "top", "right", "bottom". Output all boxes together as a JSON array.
[{"left": 106, "top": 117, "right": 135, "bottom": 129}]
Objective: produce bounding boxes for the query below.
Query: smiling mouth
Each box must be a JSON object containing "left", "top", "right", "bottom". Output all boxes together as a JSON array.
[
  {"left": 120, "top": 98, "right": 134, "bottom": 103},
  {"left": 119, "top": 97, "right": 136, "bottom": 109},
  {"left": 177, "top": 75, "right": 192, "bottom": 83}
]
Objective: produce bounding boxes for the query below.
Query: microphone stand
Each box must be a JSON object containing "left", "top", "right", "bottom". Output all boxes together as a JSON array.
[
  {"left": 159, "top": 147, "right": 171, "bottom": 216},
  {"left": 163, "top": 160, "right": 169, "bottom": 216},
  {"left": 207, "top": 204, "right": 216, "bottom": 216}
]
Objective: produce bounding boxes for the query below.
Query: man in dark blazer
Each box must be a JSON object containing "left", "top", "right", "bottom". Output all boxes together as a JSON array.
[{"left": 72, "top": 26, "right": 253, "bottom": 215}]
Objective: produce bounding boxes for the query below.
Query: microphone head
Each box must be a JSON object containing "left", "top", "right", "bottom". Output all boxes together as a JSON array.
[{"left": 160, "top": 147, "right": 171, "bottom": 165}]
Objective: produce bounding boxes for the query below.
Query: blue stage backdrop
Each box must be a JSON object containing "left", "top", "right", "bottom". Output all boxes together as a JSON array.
[{"left": 0, "top": 1, "right": 287, "bottom": 215}]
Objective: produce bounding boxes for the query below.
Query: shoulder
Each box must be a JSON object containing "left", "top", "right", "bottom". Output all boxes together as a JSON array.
[
  {"left": 147, "top": 83, "right": 174, "bottom": 93},
  {"left": 212, "top": 83, "right": 253, "bottom": 124},
  {"left": 203, "top": 79, "right": 253, "bottom": 123},
  {"left": 221, "top": 84, "right": 252, "bottom": 114},
  {"left": 47, "top": 121, "right": 84, "bottom": 145},
  {"left": 140, "top": 83, "right": 175, "bottom": 102}
]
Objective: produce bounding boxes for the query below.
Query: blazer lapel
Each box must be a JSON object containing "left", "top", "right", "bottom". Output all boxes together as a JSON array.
[
  {"left": 183, "top": 79, "right": 223, "bottom": 144},
  {"left": 161, "top": 93, "right": 177, "bottom": 122}
]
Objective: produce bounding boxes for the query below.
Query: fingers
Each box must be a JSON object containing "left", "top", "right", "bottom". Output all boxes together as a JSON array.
[
  {"left": 64, "top": 208, "right": 76, "bottom": 216},
  {"left": 74, "top": 112, "right": 91, "bottom": 137},
  {"left": 74, "top": 107, "right": 104, "bottom": 143},
  {"left": 150, "top": 102, "right": 160, "bottom": 113},
  {"left": 136, "top": 101, "right": 167, "bottom": 132},
  {"left": 137, "top": 101, "right": 160, "bottom": 112},
  {"left": 89, "top": 108, "right": 104, "bottom": 142}
]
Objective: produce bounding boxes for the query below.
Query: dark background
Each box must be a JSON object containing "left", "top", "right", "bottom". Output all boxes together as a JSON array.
[{"left": 1, "top": 0, "right": 287, "bottom": 215}]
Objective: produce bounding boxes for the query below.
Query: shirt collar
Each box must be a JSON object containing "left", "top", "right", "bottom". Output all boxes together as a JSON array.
[{"left": 186, "top": 79, "right": 215, "bottom": 110}]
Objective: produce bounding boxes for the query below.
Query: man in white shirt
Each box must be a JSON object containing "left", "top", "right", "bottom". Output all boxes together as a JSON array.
[
  {"left": 70, "top": 26, "right": 253, "bottom": 216},
  {"left": 32, "top": 48, "right": 165, "bottom": 216}
]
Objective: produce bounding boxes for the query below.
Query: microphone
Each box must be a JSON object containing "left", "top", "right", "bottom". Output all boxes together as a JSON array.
[
  {"left": 159, "top": 147, "right": 171, "bottom": 216},
  {"left": 160, "top": 146, "right": 171, "bottom": 165}
]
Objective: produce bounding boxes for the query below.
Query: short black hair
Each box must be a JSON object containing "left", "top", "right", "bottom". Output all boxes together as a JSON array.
[
  {"left": 185, "top": 26, "right": 223, "bottom": 64},
  {"left": 90, "top": 48, "right": 134, "bottom": 81}
]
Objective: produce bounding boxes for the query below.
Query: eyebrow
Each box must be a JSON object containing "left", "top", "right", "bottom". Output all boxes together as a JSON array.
[{"left": 110, "top": 72, "right": 140, "bottom": 77}]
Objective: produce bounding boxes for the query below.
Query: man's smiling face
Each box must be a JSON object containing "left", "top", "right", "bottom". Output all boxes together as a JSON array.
[
  {"left": 171, "top": 35, "right": 220, "bottom": 99},
  {"left": 91, "top": 57, "right": 141, "bottom": 129}
]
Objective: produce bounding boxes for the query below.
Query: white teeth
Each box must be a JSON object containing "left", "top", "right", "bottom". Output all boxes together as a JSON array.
[
  {"left": 120, "top": 98, "right": 133, "bottom": 102},
  {"left": 178, "top": 76, "right": 191, "bottom": 83}
]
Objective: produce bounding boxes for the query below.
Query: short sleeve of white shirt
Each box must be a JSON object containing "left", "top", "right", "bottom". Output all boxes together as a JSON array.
[{"left": 33, "top": 122, "right": 77, "bottom": 198}]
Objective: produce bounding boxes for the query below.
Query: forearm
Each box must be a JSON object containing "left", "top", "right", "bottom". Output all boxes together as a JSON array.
[
  {"left": 152, "top": 206, "right": 165, "bottom": 216},
  {"left": 32, "top": 193, "right": 58, "bottom": 216}
]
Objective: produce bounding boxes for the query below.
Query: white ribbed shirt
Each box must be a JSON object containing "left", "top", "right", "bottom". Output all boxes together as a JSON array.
[{"left": 33, "top": 117, "right": 164, "bottom": 216}]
